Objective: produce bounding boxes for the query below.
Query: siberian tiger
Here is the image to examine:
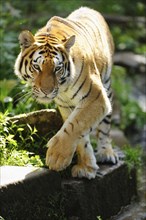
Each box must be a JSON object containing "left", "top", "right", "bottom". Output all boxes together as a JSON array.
[{"left": 15, "top": 7, "right": 118, "bottom": 179}]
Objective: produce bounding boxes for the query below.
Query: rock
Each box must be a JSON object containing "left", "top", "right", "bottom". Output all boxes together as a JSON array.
[
  {"left": 0, "top": 162, "right": 137, "bottom": 220},
  {"left": 114, "top": 52, "right": 146, "bottom": 73},
  {"left": 62, "top": 161, "right": 137, "bottom": 220},
  {"left": 104, "top": 15, "right": 145, "bottom": 26},
  {"left": 0, "top": 166, "right": 62, "bottom": 220},
  {"left": 9, "top": 109, "right": 63, "bottom": 137},
  {"left": 111, "top": 128, "right": 129, "bottom": 147}
]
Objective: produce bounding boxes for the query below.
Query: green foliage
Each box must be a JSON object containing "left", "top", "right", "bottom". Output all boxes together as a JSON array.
[
  {"left": 121, "top": 100, "right": 146, "bottom": 130},
  {"left": 0, "top": 79, "right": 17, "bottom": 114},
  {"left": 0, "top": 2, "right": 21, "bottom": 80},
  {"left": 112, "top": 24, "right": 146, "bottom": 53},
  {"left": 0, "top": 111, "right": 44, "bottom": 166},
  {"left": 112, "top": 66, "right": 145, "bottom": 130},
  {"left": 0, "top": 79, "right": 55, "bottom": 115},
  {"left": 123, "top": 145, "right": 142, "bottom": 169}
]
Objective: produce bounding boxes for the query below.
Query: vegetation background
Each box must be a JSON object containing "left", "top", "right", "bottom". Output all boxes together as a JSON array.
[{"left": 0, "top": 0, "right": 145, "bottom": 166}]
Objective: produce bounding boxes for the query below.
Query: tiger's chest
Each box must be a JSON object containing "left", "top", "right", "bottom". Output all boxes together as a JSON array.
[
  {"left": 54, "top": 87, "right": 81, "bottom": 121},
  {"left": 55, "top": 88, "right": 79, "bottom": 108}
]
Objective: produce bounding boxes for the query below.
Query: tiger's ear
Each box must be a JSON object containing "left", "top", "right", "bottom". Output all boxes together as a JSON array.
[
  {"left": 19, "top": 30, "right": 35, "bottom": 50},
  {"left": 63, "top": 35, "right": 75, "bottom": 52}
]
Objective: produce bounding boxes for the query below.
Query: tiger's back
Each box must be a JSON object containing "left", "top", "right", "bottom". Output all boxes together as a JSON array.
[
  {"left": 39, "top": 7, "right": 114, "bottom": 80},
  {"left": 15, "top": 7, "right": 118, "bottom": 179}
]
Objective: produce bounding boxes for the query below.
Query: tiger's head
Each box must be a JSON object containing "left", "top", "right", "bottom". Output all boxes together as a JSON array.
[{"left": 14, "top": 30, "right": 75, "bottom": 103}]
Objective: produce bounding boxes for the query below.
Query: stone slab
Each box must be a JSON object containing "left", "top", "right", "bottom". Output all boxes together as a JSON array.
[
  {"left": 0, "top": 162, "right": 137, "bottom": 220},
  {"left": 9, "top": 109, "right": 63, "bottom": 137},
  {"left": 0, "top": 166, "right": 62, "bottom": 220},
  {"left": 62, "top": 161, "right": 137, "bottom": 220},
  {"left": 0, "top": 166, "right": 39, "bottom": 186}
]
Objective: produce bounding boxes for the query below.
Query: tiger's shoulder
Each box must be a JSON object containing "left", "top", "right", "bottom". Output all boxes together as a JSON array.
[{"left": 38, "top": 7, "right": 114, "bottom": 69}]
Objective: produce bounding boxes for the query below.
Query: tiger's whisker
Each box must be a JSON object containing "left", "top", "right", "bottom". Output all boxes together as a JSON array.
[{"left": 14, "top": 91, "right": 32, "bottom": 103}]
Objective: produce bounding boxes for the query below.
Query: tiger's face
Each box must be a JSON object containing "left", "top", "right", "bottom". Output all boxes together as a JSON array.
[{"left": 15, "top": 30, "right": 75, "bottom": 103}]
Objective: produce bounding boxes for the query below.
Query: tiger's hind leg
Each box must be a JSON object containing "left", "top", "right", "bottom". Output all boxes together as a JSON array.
[
  {"left": 72, "top": 135, "right": 99, "bottom": 179},
  {"left": 95, "top": 68, "right": 118, "bottom": 164},
  {"left": 95, "top": 114, "right": 118, "bottom": 164}
]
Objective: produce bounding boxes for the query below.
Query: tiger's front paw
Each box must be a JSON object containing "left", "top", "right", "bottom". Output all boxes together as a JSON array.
[
  {"left": 46, "top": 135, "right": 75, "bottom": 171},
  {"left": 72, "top": 164, "right": 99, "bottom": 179},
  {"left": 96, "top": 146, "right": 119, "bottom": 164}
]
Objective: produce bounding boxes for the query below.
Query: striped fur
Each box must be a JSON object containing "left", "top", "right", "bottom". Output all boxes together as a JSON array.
[{"left": 15, "top": 7, "right": 118, "bottom": 179}]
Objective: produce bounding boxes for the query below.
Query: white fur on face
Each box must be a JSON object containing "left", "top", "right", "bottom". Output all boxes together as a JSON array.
[
  {"left": 53, "top": 52, "right": 63, "bottom": 67},
  {"left": 32, "top": 50, "right": 45, "bottom": 71}
]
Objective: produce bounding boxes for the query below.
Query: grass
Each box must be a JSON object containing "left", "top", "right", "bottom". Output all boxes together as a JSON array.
[
  {"left": 0, "top": 111, "right": 45, "bottom": 167},
  {"left": 123, "top": 145, "right": 142, "bottom": 170}
]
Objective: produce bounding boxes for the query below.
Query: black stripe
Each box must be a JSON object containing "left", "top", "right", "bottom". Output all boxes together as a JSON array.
[
  {"left": 62, "top": 54, "right": 65, "bottom": 62},
  {"left": 46, "top": 43, "right": 53, "bottom": 50},
  {"left": 85, "top": 143, "right": 88, "bottom": 148},
  {"left": 90, "top": 127, "right": 93, "bottom": 132},
  {"left": 90, "top": 25, "right": 98, "bottom": 42},
  {"left": 58, "top": 104, "right": 75, "bottom": 109},
  {"left": 71, "top": 57, "right": 84, "bottom": 88},
  {"left": 59, "top": 79, "right": 66, "bottom": 85},
  {"left": 98, "top": 129, "right": 109, "bottom": 136},
  {"left": 91, "top": 18, "right": 103, "bottom": 44},
  {"left": 108, "top": 91, "right": 113, "bottom": 99},
  {"left": 81, "top": 81, "right": 93, "bottom": 100},
  {"left": 53, "top": 16, "right": 75, "bottom": 30},
  {"left": 71, "top": 76, "right": 87, "bottom": 100},
  {"left": 19, "top": 44, "right": 36, "bottom": 73},
  {"left": 69, "top": 122, "right": 74, "bottom": 131},
  {"left": 89, "top": 17, "right": 106, "bottom": 55},
  {"left": 67, "top": 62, "right": 70, "bottom": 76},
  {"left": 33, "top": 56, "right": 42, "bottom": 63},
  {"left": 29, "top": 51, "right": 35, "bottom": 59},
  {"left": 39, "top": 50, "right": 45, "bottom": 55},
  {"left": 19, "top": 58, "right": 23, "bottom": 71},
  {"left": 25, "top": 60, "right": 28, "bottom": 74},
  {"left": 86, "top": 90, "right": 101, "bottom": 104},
  {"left": 101, "top": 62, "right": 108, "bottom": 81},
  {"left": 76, "top": 119, "right": 79, "bottom": 125},
  {"left": 105, "top": 81, "right": 111, "bottom": 91},
  {"left": 64, "top": 128, "right": 69, "bottom": 135},
  {"left": 72, "top": 21, "right": 93, "bottom": 48},
  {"left": 22, "top": 75, "right": 27, "bottom": 81},
  {"left": 106, "top": 114, "right": 111, "bottom": 119},
  {"left": 51, "top": 51, "right": 58, "bottom": 56},
  {"left": 104, "top": 76, "right": 110, "bottom": 84},
  {"left": 102, "top": 118, "right": 111, "bottom": 124},
  {"left": 58, "top": 31, "right": 70, "bottom": 39},
  {"left": 56, "top": 96, "right": 66, "bottom": 103},
  {"left": 29, "top": 66, "right": 33, "bottom": 73}
]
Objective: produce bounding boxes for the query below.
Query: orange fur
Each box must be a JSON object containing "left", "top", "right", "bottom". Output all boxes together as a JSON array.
[{"left": 15, "top": 7, "right": 118, "bottom": 179}]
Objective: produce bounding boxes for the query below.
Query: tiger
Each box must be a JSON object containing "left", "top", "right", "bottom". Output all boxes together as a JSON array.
[{"left": 14, "top": 7, "right": 118, "bottom": 179}]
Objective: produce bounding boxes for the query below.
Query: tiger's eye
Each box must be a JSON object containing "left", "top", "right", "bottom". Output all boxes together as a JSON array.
[
  {"left": 55, "top": 66, "right": 62, "bottom": 71},
  {"left": 33, "top": 64, "right": 40, "bottom": 70}
]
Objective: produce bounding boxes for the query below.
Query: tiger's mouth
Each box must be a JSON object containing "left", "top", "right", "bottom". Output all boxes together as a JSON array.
[
  {"left": 35, "top": 96, "right": 54, "bottom": 104},
  {"left": 33, "top": 88, "right": 59, "bottom": 104}
]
